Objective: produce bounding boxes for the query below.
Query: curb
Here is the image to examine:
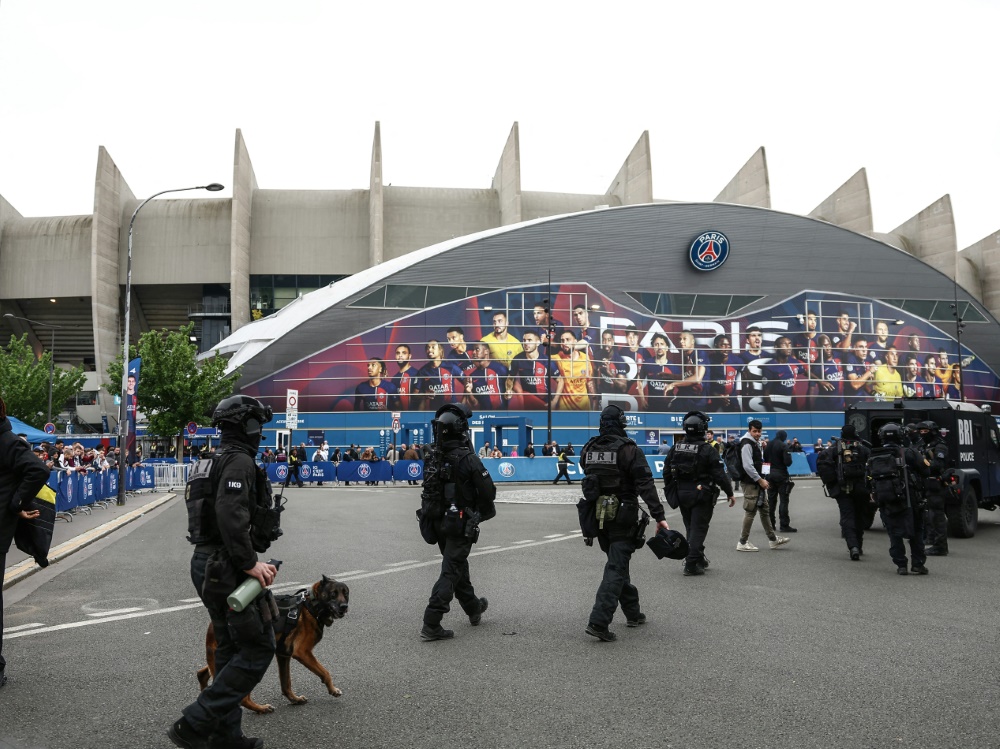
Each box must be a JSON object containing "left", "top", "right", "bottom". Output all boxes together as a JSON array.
[{"left": 2, "top": 492, "right": 177, "bottom": 591}]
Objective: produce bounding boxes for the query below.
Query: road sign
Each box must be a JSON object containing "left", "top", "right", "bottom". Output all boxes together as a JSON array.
[
  {"left": 391, "top": 412, "right": 401, "bottom": 434},
  {"left": 286, "top": 389, "right": 299, "bottom": 429},
  {"left": 186, "top": 421, "right": 198, "bottom": 436},
  {"left": 44, "top": 422, "right": 56, "bottom": 434}
]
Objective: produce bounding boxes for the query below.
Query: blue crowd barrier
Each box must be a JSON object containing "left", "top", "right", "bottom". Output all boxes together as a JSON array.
[
  {"left": 50, "top": 466, "right": 152, "bottom": 513},
  {"left": 264, "top": 461, "right": 336, "bottom": 484},
  {"left": 481, "top": 457, "right": 583, "bottom": 483},
  {"left": 337, "top": 461, "right": 392, "bottom": 483},
  {"left": 393, "top": 460, "right": 424, "bottom": 482}
]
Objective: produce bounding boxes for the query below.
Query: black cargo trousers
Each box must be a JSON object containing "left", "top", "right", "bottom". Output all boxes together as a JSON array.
[
  {"left": 589, "top": 501, "right": 642, "bottom": 629},
  {"left": 835, "top": 488, "right": 876, "bottom": 551},
  {"left": 182, "top": 551, "right": 276, "bottom": 743},
  {"left": 423, "top": 532, "right": 484, "bottom": 627},
  {"left": 924, "top": 486, "right": 949, "bottom": 552}
]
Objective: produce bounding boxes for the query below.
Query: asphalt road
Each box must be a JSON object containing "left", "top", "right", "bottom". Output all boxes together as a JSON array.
[{"left": 2, "top": 481, "right": 999, "bottom": 749}]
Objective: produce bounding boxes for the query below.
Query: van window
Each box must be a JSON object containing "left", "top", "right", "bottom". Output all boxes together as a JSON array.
[{"left": 991, "top": 427, "right": 999, "bottom": 450}]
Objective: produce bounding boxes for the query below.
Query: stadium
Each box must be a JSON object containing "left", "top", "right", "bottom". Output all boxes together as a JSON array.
[{"left": 1, "top": 124, "right": 998, "bottom": 452}]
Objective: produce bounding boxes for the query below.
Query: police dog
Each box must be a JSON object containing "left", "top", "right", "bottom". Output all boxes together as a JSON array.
[{"left": 196, "top": 575, "right": 350, "bottom": 713}]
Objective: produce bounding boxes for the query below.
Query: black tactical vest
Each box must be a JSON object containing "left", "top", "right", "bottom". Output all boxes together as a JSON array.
[
  {"left": 583, "top": 434, "right": 627, "bottom": 495},
  {"left": 669, "top": 441, "right": 701, "bottom": 481}
]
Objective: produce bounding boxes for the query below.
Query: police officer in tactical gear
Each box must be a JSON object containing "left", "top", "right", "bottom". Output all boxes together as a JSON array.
[
  {"left": 169, "top": 395, "right": 280, "bottom": 749},
  {"left": 816, "top": 424, "right": 873, "bottom": 560},
  {"left": 420, "top": 403, "right": 497, "bottom": 642},
  {"left": 918, "top": 420, "right": 949, "bottom": 556},
  {"left": 763, "top": 429, "right": 796, "bottom": 532},
  {"left": 866, "top": 422, "right": 929, "bottom": 576},
  {"left": 580, "top": 405, "right": 669, "bottom": 642},
  {"left": 663, "top": 411, "right": 735, "bottom": 576}
]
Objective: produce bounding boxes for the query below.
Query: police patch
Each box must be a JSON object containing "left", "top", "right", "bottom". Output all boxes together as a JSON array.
[
  {"left": 585, "top": 450, "right": 618, "bottom": 464},
  {"left": 225, "top": 480, "right": 243, "bottom": 493}
]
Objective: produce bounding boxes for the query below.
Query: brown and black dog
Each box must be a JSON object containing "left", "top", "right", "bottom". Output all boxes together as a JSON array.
[{"left": 196, "top": 575, "right": 350, "bottom": 713}]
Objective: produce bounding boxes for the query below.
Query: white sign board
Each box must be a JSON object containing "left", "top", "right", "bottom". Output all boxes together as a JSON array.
[{"left": 286, "top": 389, "right": 299, "bottom": 429}]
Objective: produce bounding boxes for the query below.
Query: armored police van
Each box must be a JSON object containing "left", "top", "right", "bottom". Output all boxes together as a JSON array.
[{"left": 844, "top": 398, "right": 1000, "bottom": 538}]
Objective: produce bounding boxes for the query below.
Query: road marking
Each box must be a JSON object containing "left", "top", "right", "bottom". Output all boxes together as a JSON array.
[
  {"left": 385, "top": 560, "right": 420, "bottom": 567},
  {"left": 5, "top": 603, "right": 203, "bottom": 639},
  {"left": 544, "top": 533, "right": 564, "bottom": 538},
  {"left": 87, "top": 606, "right": 143, "bottom": 617},
  {"left": 514, "top": 540, "right": 534, "bottom": 544},
  {"left": 7, "top": 532, "right": 590, "bottom": 639},
  {"left": 3, "top": 622, "right": 46, "bottom": 633},
  {"left": 179, "top": 597, "right": 202, "bottom": 603},
  {"left": 332, "top": 570, "right": 366, "bottom": 577}
]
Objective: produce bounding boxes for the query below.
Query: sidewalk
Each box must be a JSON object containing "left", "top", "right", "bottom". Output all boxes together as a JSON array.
[{"left": 3, "top": 490, "right": 177, "bottom": 590}]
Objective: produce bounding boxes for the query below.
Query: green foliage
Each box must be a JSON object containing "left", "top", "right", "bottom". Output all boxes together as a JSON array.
[
  {"left": 106, "top": 322, "right": 241, "bottom": 439},
  {"left": 0, "top": 334, "right": 86, "bottom": 428}
]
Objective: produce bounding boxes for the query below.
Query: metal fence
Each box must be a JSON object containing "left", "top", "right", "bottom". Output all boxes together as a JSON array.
[{"left": 151, "top": 463, "right": 190, "bottom": 490}]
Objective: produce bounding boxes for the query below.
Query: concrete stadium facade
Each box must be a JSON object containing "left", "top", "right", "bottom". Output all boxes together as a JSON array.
[{"left": 0, "top": 123, "right": 998, "bottom": 433}]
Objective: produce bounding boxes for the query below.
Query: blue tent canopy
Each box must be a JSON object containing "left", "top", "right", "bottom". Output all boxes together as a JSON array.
[{"left": 7, "top": 416, "right": 51, "bottom": 444}]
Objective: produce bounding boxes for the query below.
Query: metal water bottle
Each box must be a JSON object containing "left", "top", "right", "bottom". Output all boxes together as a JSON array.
[{"left": 227, "top": 559, "right": 282, "bottom": 612}]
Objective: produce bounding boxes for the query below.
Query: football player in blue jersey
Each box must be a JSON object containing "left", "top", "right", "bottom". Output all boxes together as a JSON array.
[
  {"left": 416, "top": 340, "right": 463, "bottom": 411},
  {"left": 463, "top": 342, "right": 509, "bottom": 411},
  {"left": 760, "top": 336, "right": 804, "bottom": 412},
  {"left": 355, "top": 358, "right": 397, "bottom": 411}
]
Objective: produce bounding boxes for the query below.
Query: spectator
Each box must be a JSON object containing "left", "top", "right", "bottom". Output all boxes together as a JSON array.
[
  {"left": 479, "top": 441, "right": 492, "bottom": 458},
  {"left": 524, "top": 444, "right": 535, "bottom": 459},
  {"left": 490, "top": 446, "right": 503, "bottom": 459},
  {"left": 564, "top": 442, "right": 575, "bottom": 456},
  {"left": 312, "top": 442, "right": 328, "bottom": 486},
  {"left": 510, "top": 447, "right": 518, "bottom": 458},
  {"left": 789, "top": 439, "right": 804, "bottom": 452},
  {"left": 261, "top": 448, "right": 276, "bottom": 464},
  {"left": 657, "top": 437, "right": 671, "bottom": 456},
  {"left": 736, "top": 419, "right": 789, "bottom": 552},
  {"left": 402, "top": 443, "right": 420, "bottom": 485},
  {"left": 331, "top": 447, "right": 342, "bottom": 464}
]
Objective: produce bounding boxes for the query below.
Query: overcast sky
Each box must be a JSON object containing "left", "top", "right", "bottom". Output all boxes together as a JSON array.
[{"left": 0, "top": 0, "right": 996, "bottom": 249}]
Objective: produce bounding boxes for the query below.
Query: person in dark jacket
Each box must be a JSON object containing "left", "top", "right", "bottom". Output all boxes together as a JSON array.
[
  {"left": 553, "top": 448, "right": 574, "bottom": 484},
  {"left": 663, "top": 411, "right": 735, "bottom": 575},
  {"left": 763, "top": 429, "right": 796, "bottom": 532},
  {"left": 918, "top": 421, "right": 950, "bottom": 556},
  {"left": 816, "top": 424, "right": 873, "bottom": 560},
  {"left": 168, "top": 395, "right": 279, "bottom": 749},
  {"left": 0, "top": 397, "right": 50, "bottom": 689},
  {"left": 580, "top": 405, "right": 670, "bottom": 642},
  {"left": 420, "top": 404, "right": 497, "bottom": 641}
]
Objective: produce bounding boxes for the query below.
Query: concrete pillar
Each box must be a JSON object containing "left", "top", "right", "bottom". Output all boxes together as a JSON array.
[
  {"left": 606, "top": 131, "right": 653, "bottom": 205},
  {"left": 807, "top": 168, "right": 873, "bottom": 235},
  {"left": 92, "top": 146, "right": 135, "bottom": 422},
  {"left": 230, "top": 129, "right": 257, "bottom": 331},
  {"left": 715, "top": 147, "right": 770, "bottom": 208},
  {"left": 369, "top": 121, "right": 384, "bottom": 266},
  {"left": 888, "top": 195, "right": 957, "bottom": 280},
  {"left": 492, "top": 122, "right": 522, "bottom": 225},
  {"left": 963, "top": 231, "right": 1000, "bottom": 315},
  {"left": 0, "top": 193, "right": 21, "bottom": 242}
]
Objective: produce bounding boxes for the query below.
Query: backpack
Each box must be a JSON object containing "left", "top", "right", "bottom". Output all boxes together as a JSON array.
[
  {"left": 867, "top": 447, "right": 908, "bottom": 512},
  {"left": 722, "top": 442, "right": 741, "bottom": 483},
  {"left": 837, "top": 440, "right": 867, "bottom": 485}
]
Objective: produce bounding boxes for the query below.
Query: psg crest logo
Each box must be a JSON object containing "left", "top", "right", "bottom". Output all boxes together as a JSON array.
[
  {"left": 300, "top": 464, "right": 312, "bottom": 479},
  {"left": 689, "top": 231, "right": 730, "bottom": 272},
  {"left": 499, "top": 462, "right": 515, "bottom": 478},
  {"left": 407, "top": 463, "right": 421, "bottom": 477},
  {"left": 357, "top": 463, "right": 372, "bottom": 478},
  {"left": 276, "top": 465, "right": 288, "bottom": 480}
]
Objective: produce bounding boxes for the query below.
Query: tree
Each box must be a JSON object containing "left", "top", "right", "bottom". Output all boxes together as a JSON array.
[
  {"left": 106, "top": 323, "right": 241, "bottom": 453},
  {"left": 0, "top": 334, "right": 86, "bottom": 428}
]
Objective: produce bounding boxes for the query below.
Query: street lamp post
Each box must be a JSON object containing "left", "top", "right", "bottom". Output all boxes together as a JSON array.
[
  {"left": 951, "top": 278, "right": 966, "bottom": 403},
  {"left": 3, "top": 313, "right": 61, "bottom": 425},
  {"left": 117, "top": 183, "right": 224, "bottom": 505}
]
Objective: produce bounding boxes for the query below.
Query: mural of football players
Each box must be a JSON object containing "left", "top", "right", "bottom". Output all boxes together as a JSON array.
[
  {"left": 934, "top": 348, "right": 969, "bottom": 399},
  {"left": 792, "top": 309, "right": 820, "bottom": 380},
  {"left": 510, "top": 330, "right": 554, "bottom": 410},
  {"left": 552, "top": 330, "right": 596, "bottom": 411},
  {"left": 638, "top": 332, "right": 676, "bottom": 412},
  {"left": 705, "top": 333, "right": 740, "bottom": 412},
  {"left": 814, "top": 334, "right": 845, "bottom": 410},
  {"left": 907, "top": 334, "right": 922, "bottom": 358},
  {"left": 532, "top": 299, "right": 565, "bottom": 350},
  {"left": 830, "top": 310, "right": 857, "bottom": 352},
  {"left": 355, "top": 358, "right": 397, "bottom": 411},
  {"left": 760, "top": 335, "right": 804, "bottom": 412},
  {"left": 621, "top": 324, "right": 651, "bottom": 400},
  {"left": 868, "top": 320, "right": 893, "bottom": 365},
  {"left": 902, "top": 353, "right": 922, "bottom": 398},
  {"left": 595, "top": 329, "right": 628, "bottom": 398},
  {"left": 872, "top": 346, "right": 904, "bottom": 400},
  {"left": 463, "top": 341, "right": 509, "bottom": 411},
  {"left": 416, "top": 340, "right": 463, "bottom": 411},
  {"left": 481, "top": 311, "right": 523, "bottom": 368},
  {"left": 916, "top": 354, "right": 944, "bottom": 398},
  {"left": 843, "top": 337, "right": 875, "bottom": 402},
  {"left": 572, "top": 303, "right": 596, "bottom": 355},
  {"left": 737, "top": 325, "right": 768, "bottom": 406},
  {"left": 445, "top": 326, "right": 476, "bottom": 374},
  {"left": 665, "top": 330, "right": 707, "bottom": 412},
  {"left": 390, "top": 344, "right": 416, "bottom": 410}
]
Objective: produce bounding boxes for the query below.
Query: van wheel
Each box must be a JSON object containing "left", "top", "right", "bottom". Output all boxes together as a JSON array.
[{"left": 947, "top": 484, "right": 979, "bottom": 538}]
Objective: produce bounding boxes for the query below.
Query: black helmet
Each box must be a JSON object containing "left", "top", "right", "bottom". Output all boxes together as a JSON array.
[
  {"left": 918, "top": 420, "right": 939, "bottom": 435},
  {"left": 878, "top": 422, "right": 903, "bottom": 444},
  {"left": 683, "top": 410, "right": 709, "bottom": 438},
  {"left": 432, "top": 403, "right": 471, "bottom": 440},
  {"left": 212, "top": 395, "right": 273, "bottom": 437},
  {"left": 599, "top": 404, "right": 627, "bottom": 432},
  {"left": 646, "top": 527, "right": 689, "bottom": 560}
]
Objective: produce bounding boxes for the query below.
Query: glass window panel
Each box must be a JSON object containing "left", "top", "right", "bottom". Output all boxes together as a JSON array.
[
  {"left": 901, "top": 300, "right": 936, "bottom": 319},
  {"left": 296, "top": 275, "right": 320, "bottom": 288},
  {"left": 273, "top": 275, "right": 296, "bottom": 287},
  {"left": 467, "top": 287, "right": 498, "bottom": 297},
  {"left": 691, "top": 294, "right": 732, "bottom": 316},
  {"left": 384, "top": 285, "right": 427, "bottom": 308},
  {"left": 669, "top": 294, "right": 696, "bottom": 316},
  {"left": 350, "top": 287, "right": 387, "bottom": 307},
  {"left": 962, "top": 303, "right": 987, "bottom": 322},
  {"left": 728, "top": 295, "right": 763, "bottom": 314},
  {"left": 76, "top": 391, "right": 98, "bottom": 406},
  {"left": 426, "top": 286, "right": 467, "bottom": 307}
]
